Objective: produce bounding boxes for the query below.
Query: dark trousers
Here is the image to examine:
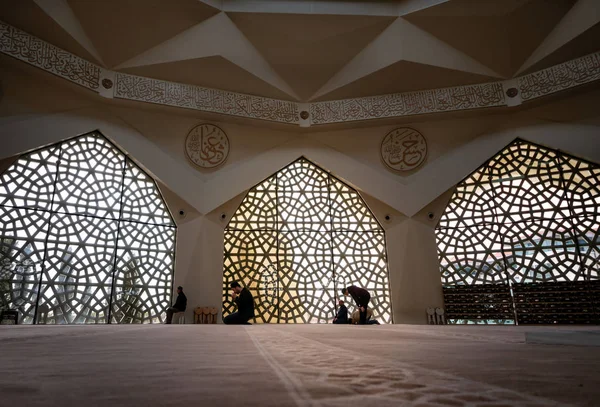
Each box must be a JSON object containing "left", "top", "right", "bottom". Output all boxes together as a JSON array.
[
  {"left": 333, "top": 319, "right": 348, "bottom": 324},
  {"left": 358, "top": 298, "right": 370, "bottom": 324},
  {"left": 359, "top": 309, "right": 368, "bottom": 324},
  {"left": 223, "top": 312, "right": 252, "bottom": 325},
  {"left": 165, "top": 307, "right": 182, "bottom": 324}
]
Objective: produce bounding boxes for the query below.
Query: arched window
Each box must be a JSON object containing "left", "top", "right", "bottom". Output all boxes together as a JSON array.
[
  {"left": 436, "top": 139, "right": 600, "bottom": 324},
  {"left": 223, "top": 158, "right": 392, "bottom": 323},
  {"left": 0, "top": 132, "right": 176, "bottom": 324}
]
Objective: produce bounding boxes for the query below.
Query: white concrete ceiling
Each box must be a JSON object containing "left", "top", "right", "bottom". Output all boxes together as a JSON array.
[{"left": 1, "top": 0, "right": 599, "bottom": 102}]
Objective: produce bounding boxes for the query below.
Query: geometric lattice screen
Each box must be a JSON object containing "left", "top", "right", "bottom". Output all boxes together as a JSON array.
[
  {"left": 223, "top": 157, "right": 392, "bottom": 324},
  {"left": 436, "top": 139, "right": 600, "bottom": 324},
  {"left": 0, "top": 132, "right": 176, "bottom": 324}
]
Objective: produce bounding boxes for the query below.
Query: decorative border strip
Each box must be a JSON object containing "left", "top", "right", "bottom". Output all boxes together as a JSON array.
[
  {"left": 518, "top": 52, "right": 600, "bottom": 101},
  {"left": 114, "top": 73, "right": 299, "bottom": 124},
  {"left": 1, "top": 18, "right": 599, "bottom": 126},
  {"left": 310, "top": 82, "right": 506, "bottom": 125},
  {"left": 0, "top": 21, "right": 100, "bottom": 91}
]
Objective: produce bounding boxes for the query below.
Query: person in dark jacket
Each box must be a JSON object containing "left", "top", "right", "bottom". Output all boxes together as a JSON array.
[
  {"left": 332, "top": 299, "right": 348, "bottom": 324},
  {"left": 342, "top": 285, "right": 371, "bottom": 324},
  {"left": 165, "top": 286, "right": 187, "bottom": 324},
  {"left": 223, "top": 281, "right": 255, "bottom": 325}
]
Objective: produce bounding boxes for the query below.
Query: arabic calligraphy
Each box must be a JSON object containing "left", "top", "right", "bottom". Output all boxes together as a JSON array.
[
  {"left": 311, "top": 83, "right": 505, "bottom": 125},
  {"left": 260, "top": 263, "right": 278, "bottom": 306},
  {"left": 114, "top": 73, "right": 299, "bottom": 124},
  {"left": 518, "top": 52, "right": 600, "bottom": 101},
  {"left": 3, "top": 14, "right": 600, "bottom": 126},
  {"left": 381, "top": 128, "right": 427, "bottom": 172},
  {"left": 185, "top": 124, "right": 230, "bottom": 169},
  {"left": 0, "top": 21, "right": 100, "bottom": 91}
]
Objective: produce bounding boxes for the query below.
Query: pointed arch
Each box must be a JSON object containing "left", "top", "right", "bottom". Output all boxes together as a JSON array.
[
  {"left": 223, "top": 157, "right": 392, "bottom": 324},
  {"left": 436, "top": 139, "right": 600, "bottom": 324},
  {"left": 0, "top": 132, "right": 176, "bottom": 324}
]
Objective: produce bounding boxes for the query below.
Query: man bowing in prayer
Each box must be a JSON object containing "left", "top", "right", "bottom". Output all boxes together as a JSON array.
[{"left": 342, "top": 285, "right": 371, "bottom": 325}]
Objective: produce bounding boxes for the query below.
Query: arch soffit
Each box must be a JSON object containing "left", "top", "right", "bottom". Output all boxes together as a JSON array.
[
  {"left": 0, "top": 108, "right": 207, "bottom": 213},
  {"left": 1, "top": 110, "right": 600, "bottom": 218},
  {"left": 202, "top": 122, "right": 600, "bottom": 216}
]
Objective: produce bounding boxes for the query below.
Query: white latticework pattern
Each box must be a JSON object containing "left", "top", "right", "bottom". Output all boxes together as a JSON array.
[
  {"left": 436, "top": 140, "right": 600, "bottom": 286},
  {"left": 223, "top": 157, "right": 392, "bottom": 324},
  {"left": 0, "top": 132, "right": 175, "bottom": 324}
]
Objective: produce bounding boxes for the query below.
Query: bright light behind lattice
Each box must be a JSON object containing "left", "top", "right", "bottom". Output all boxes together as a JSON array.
[
  {"left": 436, "top": 140, "right": 600, "bottom": 287},
  {"left": 0, "top": 133, "right": 176, "bottom": 324},
  {"left": 223, "top": 158, "right": 392, "bottom": 324}
]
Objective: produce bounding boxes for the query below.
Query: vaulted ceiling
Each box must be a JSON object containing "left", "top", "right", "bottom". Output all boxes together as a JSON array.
[{"left": 1, "top": 0, "right": 599, "bottom": 102}]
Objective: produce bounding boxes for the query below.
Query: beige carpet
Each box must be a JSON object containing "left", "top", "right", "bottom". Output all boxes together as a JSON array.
[{"left": 0, "top": 324, "right": 598, "bottom": 407}]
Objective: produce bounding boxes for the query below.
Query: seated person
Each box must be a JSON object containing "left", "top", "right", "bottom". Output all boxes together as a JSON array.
[
  {"left": 332, "top": 299, "right": 348, "bottom": 324},
  {"left": 350, "top": 308, "right": 380, "bottom": 325},
  {"left": 223, "top": 281, "right": 255, "bottom": 325},
  {"left": 165, "top": 286, "right": 187, "bottom": 324}
]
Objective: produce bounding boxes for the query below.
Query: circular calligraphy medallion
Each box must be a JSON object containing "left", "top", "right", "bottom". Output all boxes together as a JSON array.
[
  {"left": 185, "top": 123, "right": 230, "bottom": 169},
  {"left": 380, "top": 128, "right": 427, "bottom": 172}
]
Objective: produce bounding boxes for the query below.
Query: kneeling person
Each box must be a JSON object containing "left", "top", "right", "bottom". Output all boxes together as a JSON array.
[
  {"left": 332, "top": 299, "right": 349, "bottom": 324},
  {"left": 342, "top": 285, "right": 371, "bottom": 324},
  {"left": 350, "top": 308, "right": 380, "bottom": 325},
  {"left": 223, "top": 281, "right": 255, "bottom": 325}
]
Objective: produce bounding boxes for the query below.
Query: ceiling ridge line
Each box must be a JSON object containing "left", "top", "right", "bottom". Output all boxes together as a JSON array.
[
  {"left": 113, "top": 12, "right": 300, "bottom": 100},
  {"left": 309, "top": 17, "right": 504, "bottom": 101},
  {"left": 516, "top": 0, "right": 600, "bottom": 75},
  {"left": 220, "top": 0, "right": 448, "bottom": 17},
  {"left": 0, "top": 19, "right": 599, "bottom": 127},
  {"left": 32, "top": 0, "right": 105, "bottom": 67}
]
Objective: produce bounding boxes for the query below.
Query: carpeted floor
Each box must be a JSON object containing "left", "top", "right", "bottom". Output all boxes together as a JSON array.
[{"left": 0, "top": 324, "right": 599, "bottom": 406}]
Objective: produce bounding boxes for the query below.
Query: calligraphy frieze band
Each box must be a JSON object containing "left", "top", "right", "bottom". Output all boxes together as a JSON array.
[
  {"left": 0, "top": 21, "right": 100, "bottom": 91},
  {"left": 114, "top": 73, "right": 300, "bottom": 124},
  {"left": 2, "top": 17, "right": 600, "bottom": 126},
  {"left": 518, "top": 51, "right": 600, "bottom": 101},
  {"left": 310, "top": 83, "right": 506, "bottom": 125}
]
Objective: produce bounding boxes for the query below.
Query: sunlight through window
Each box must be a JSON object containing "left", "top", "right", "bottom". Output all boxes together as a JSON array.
[
  {"left": 0, "top": 133, "right": 176, "bottom": 324},
  {"left": 223, "top": 158, "right": 392, "bottom": 324},
  {"left": 436, "top": 140, "right": 600, "bottom": 324}
]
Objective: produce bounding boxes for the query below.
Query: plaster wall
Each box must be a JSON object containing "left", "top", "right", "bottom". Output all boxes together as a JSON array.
[
  {"left": 107, "top": 105, "right": 298, "bottom": 180},
  {"left": 2, "top": 61, "right": 600, "bottom": 324},
  {"left": 172, "top": 215, "right": 225, "bottom": 324},
  {"left": 386, "top": 219, "right": 443, "bottom": 323},
  {"left": 144, "top": 116, "right": 600, "bottom": 324}
]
